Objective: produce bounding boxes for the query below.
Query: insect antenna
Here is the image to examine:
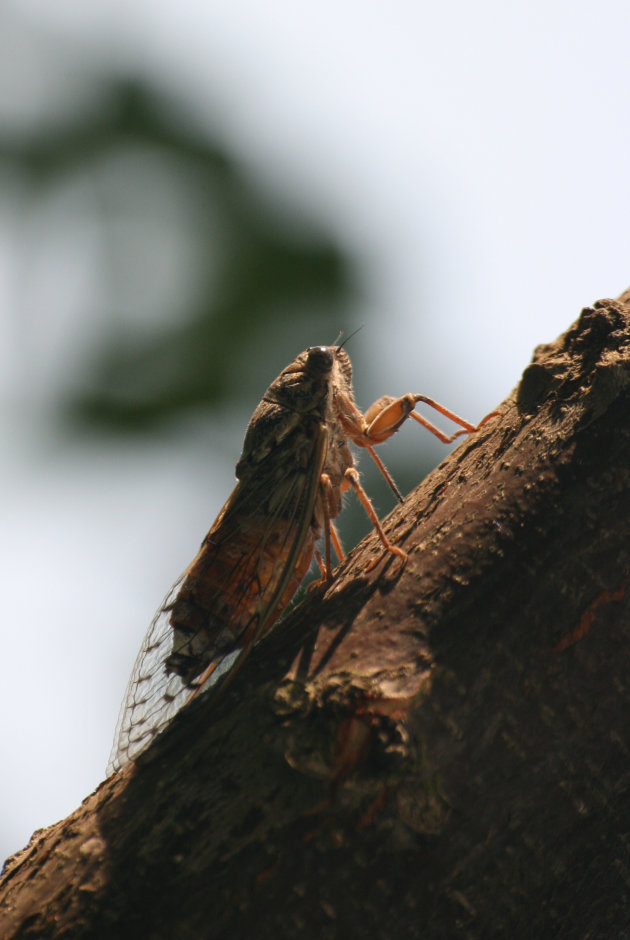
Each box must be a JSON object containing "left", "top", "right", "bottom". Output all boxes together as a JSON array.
[{"left": 332, "top": 325, "right": 364, "bottom": 349}]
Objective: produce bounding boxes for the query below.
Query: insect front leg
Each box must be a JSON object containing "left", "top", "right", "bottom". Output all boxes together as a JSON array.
[
  {"left": 362, "top": 392, "right": 501, "bottom": 445},
  {"left": 405, "top": 394, "right": 500, "bottom": 442},
  {"left": 334, "top": 390, "right": 405, "bottom": 500},
  {"left": 338, "top": 388, "right": 499, "bottom": 450}
]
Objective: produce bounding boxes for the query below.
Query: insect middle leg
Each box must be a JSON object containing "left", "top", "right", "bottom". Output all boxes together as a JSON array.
[
  {"left": 315, "top": 466, "right": 407, "bottom": 578},
  {"left": 343, "top": 467, "right": 407, "bottom": 571}
]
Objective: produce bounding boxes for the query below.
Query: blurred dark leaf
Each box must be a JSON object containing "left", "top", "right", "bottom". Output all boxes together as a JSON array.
[{"left": 0, "top": 76, "right": 358, "bottom": 432}]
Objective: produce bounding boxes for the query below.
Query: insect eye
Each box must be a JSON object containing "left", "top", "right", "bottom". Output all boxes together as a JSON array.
[{"left": 306, "top": 345, "right": 334, "bottom": 374}]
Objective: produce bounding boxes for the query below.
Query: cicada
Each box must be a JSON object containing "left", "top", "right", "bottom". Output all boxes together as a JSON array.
[{"left": 107, "top": 345, "right": 495, "bottom": 773}]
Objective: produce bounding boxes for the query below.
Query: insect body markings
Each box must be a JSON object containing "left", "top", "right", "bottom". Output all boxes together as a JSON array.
[{"left": 108, "top": 345, "right": 496, "bottom": 773}]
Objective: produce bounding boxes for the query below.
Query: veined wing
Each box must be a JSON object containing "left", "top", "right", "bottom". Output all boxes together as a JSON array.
[
  {"left": 107, "top": 422, "right": 327, "bottom": 774},
  {"left": 106, "top": 577, "right": 240, "bottom": 774}
]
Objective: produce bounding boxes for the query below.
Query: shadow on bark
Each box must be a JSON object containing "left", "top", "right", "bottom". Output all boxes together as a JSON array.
[{"left": 2, "top": 293, "right": 630, "bottom": 938}]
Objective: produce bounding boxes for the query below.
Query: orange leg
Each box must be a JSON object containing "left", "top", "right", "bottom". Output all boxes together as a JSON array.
[
  {"left": 313, "top": 550, "right": 327, "bottom": 579},
  {"left": 312, "top": 523, "right": 344, "bottom": 585},
  {"left": 320, "top": 473, "right": 346, "bottom": 580},
  {"left": 331, "top": 387, "right": 498, "bottom": 569},
  {"left": 363, "top": 392, "right": 499, "bottom": 444},
  {"left": 364, "top": 443, "right": 404, "bottom": 502},
  {"left": 310, "top": 478, "right": 346, "bottom": 589},
  {"left": 408, "top": 410, "right": 468, "bottom": 444},
  {"left": 329, "top": 521, "right": 344, "bottom": 564},
  {"left": 186, "top": 659, "right": 220, "bottom": 702},
  {"left": 345, "top": 467, "right": 407, "bottom": 571},
  {"left": 335, "top": 388, "right": 499, "bottom": 489},
  {"left": 409, "top": 395, "right": 499, "bottom": 442}
]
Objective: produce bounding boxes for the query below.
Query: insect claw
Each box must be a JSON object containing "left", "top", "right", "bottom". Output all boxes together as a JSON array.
[
  {"left": 476, "top": 409, "right": 502, "bottom": 428},
  {"left": 365, "top": 544, "right": 407, "bottom": 574}
]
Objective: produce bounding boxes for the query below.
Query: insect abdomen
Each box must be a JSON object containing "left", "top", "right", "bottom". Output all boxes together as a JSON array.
[{"left": 166, "top": 516, "right": 316, "bottom": 683}]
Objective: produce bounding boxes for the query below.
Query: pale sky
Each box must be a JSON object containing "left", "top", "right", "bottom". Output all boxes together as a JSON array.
[{"left": 2, "top": 0, "right": 629, "bottom": 863}]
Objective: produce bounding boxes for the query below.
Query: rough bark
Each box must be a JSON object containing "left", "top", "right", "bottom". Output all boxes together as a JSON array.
[{"left": 2, "top": 294, "right": 630, "bottom": 939}]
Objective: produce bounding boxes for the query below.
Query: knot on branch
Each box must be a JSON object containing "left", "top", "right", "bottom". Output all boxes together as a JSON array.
[{"left": 518, "top": 296, "right": 630, "bottom": 418}]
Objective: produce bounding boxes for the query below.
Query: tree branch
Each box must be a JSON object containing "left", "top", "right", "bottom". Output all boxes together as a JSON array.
[{"left": 3, "top": 293, "right": 630, "bottom": 938}]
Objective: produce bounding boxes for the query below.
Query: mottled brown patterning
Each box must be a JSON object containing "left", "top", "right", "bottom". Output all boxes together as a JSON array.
[{"left": 108, "top": 345, "right": 496, "bottom": 773}]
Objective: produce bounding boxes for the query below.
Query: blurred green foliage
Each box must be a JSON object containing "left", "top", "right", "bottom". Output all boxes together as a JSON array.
[
  {"left": 0, "top": 76, "right": 358, "bottom": 431},
  {"left": 0, "top": 68, "right": 438, "bottom": 552}
]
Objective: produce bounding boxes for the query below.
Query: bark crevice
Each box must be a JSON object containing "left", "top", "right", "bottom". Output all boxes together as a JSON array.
[{"left": 2, "top": 294, "right": 630, "bottom": 938}]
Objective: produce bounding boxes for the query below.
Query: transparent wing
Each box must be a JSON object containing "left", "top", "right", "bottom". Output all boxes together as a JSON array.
[
  {"left": 107, "top": 422, "right": 327, "bottom": 775},
  {"left": 107, "top": 577, "right": 238, "bottom": 774}
]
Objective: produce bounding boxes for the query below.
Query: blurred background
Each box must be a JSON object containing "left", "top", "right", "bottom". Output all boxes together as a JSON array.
[{"left": 1, "top": 0, "right": 629, "bottom": 864}]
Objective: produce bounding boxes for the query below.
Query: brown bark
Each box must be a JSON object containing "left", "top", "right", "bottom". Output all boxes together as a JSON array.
[{"left": 3, "top": 294, "right": 630, "bottom": 939}]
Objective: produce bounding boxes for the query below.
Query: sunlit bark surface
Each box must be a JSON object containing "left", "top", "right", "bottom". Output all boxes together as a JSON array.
[{"left": 2, "top": 293, "right": 630, "bottom": 939}]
